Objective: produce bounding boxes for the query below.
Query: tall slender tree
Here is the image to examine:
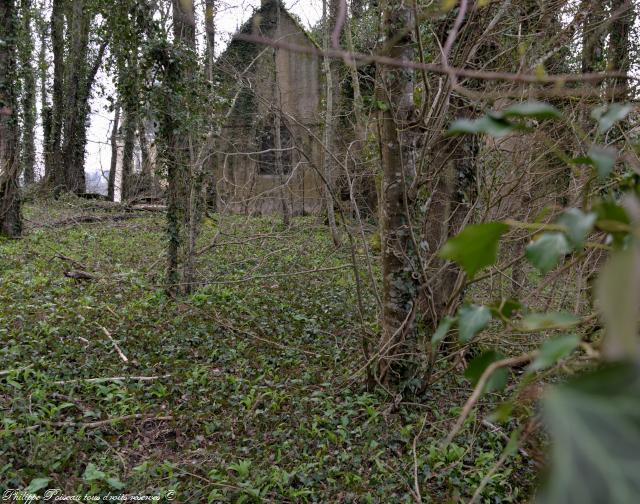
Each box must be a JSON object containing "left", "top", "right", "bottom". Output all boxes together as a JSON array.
[
  {"left": 321, "top": 0, "right": 341, "bottom": 246},
  {"left": 609, "top": 0, "right": 635, "bottom": 98},
  {"left": 107, "top": 101, "right": 120, "bottom": 201},
  {"left": 0, "top": 0, "right": 22, "bottom": 238},
  {"left": 18, "top": 0, "right": 36, "bottom": 184},
  {"left": 377, "top": 0, "right": 418, "bottom": 385}
]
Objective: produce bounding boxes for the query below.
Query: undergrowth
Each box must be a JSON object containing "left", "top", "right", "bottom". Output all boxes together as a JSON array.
[{"left": 0, "top": 201, "right": 536, "bottom": 502}]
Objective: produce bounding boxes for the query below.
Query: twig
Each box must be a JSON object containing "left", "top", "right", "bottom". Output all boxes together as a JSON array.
[
  {"left": 52, "top": 375, "right": 171, "bottom": 385},
  {"left": 236, "top": 33, "right": 631, "bottom": 84},
  {"left": 97, "top": 323, "right": 129, "bottom": 364},
  {"left": 0, "top": 364, "right": 33, "bottom": 376},
  {"left": 6, "top": 415, "right": 173, "bottom": 435},
  {"left": 442, "top": 352, "right": 537, "bottom": 447}
]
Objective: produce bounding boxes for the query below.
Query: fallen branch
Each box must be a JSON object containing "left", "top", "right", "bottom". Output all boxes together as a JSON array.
[
  {"left": 97, "top": 324, "right": 129, "bottom": 364},
  {"left": 52, "top": 374, "right": 171, "bottom": 385},
  {"left": 0, "top": 365, "right": 33, "bottom": 376},
  {"left": 41, "top": 213, "right": 149, "bottom": 229},
  {"left": 6, "top": 414, "right": 173, "bottom": 435}
]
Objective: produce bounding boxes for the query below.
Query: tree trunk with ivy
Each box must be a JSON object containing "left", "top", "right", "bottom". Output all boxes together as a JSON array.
[
  {"left": 0, "top": 0, "right": 22, "bottom": 238},
  {"left": 18, "top": 0, "right": 36, "bottom": 184},
  {"left": 609, "top": 0, "right": 634, "bottom": 99},
  {"left": 163, "top": 0, "right": 197, "bottom": 293},
  {"left": 203, "top": 0, "right": 217, "bottom": 213},
  {"left": 377, "top": 0, "right": 418, "bottom": 386}
]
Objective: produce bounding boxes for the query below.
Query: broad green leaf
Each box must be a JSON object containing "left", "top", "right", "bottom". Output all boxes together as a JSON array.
[
  {"left": 591, "top": 103, "right": 633, "bottom": 133},
  {"left": 447, "top": 116, "right": 520, "bottom": 137},
  {"left": 528, "top": 334, "right": 581, "bottom": 372},
  {"left": 83, "top": 462, "right": 107, "bottom": 481},
  {"left": 556, "top": 208, "right": 597, "bottom": 249},
  {"left": 503, "top": 101, "right": 561, "bottom": 120},
  {"left": 458, "top": 304, "right": 492, "bottom": 342},
  {"left": 594, "top": 200, "right": 631, "bottom": 246},
  {"left": 439, "top": 222, "right": 509, "bottom": 277},
  {"left": 431, "top": 315, "right": 456, "bottom": 344},
  {"left": 519, "top": 312, "right": 579, "bottom": 331},
  {"left": 525, "top": 233, "right": 571, "bottom": 274},
  {"left": 465, "top": 350, "right": 509, "bottom": 393},
  {"left": 25, "top": 477, "right": 51, "bottom": 493},
  {"left": 539, "top": 363, "right": 640, "bottom": 504},
  {"left": 587, "top": 146, "right": 617, "bottom": 179},
  {"left": 596, "top": 248, "right": 640, "bottom": 360}
]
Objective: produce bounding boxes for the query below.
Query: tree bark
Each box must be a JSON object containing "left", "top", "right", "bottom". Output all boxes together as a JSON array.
[
  {"left": 164, "top": 0, "right": 196, "bottom": 292},
  {"left": 322, "top": 0, "right": 341, "bottom": 246},
  {"left": 203, "top": 0, "right": 217, "bottom": 213},
  {"left": 18, "top": 0, "right": 36, "bottom": 184},
  {"left": 48, "top": 0, "right": 64, "bottom": 187},
  {"left": 377, "top": 0, "right": 417, "bottom": 386},
  {"left": 108, "top": 101, "right": 121, "bottom": 202},
  {"left": 609, "top": 0, "right": 634, "bottom": 98},
  {"left": 37, "top": 4, "right": 52, "bottom": 180},
  {"left": 0, "top": 0, "right": 22, "bottom": 238},
  {"left": 581, "top": 0, "right": 606, "bottom": 74}
]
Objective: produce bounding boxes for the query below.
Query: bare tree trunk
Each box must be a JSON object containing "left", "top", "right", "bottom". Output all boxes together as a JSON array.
[
  {"left": 120, "top": 110, "right": 136, "bottom": 202},
  {"left": 18, "top": 0, "right": 36, "bottom": 184},
  {"left": 0, "top": 0, "right": 22, "bottom": 238},
  {"left": 107, "top": 101, "right": 120, "bottom": 201},
  {"left": 274, "top": 107, "right": 291, "bottom": 227},
  {"left": 321, "top": 0, "right": 341, "bottom": 246},
  {"left": 271, "top": 24, "right": 291, "bottom": 227},
  {"left": 138, "top": 118, "right": 152, "bottom": 180},
  {"left": 344, "top": 8, "right": 375, "bottom": 214},
  {"left": 377, "top": 0, "right": 417, "bottom": 386}
]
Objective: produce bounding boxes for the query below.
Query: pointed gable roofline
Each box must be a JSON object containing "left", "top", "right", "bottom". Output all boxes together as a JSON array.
[{"left": 218, "top": 0, "right": 320, "bottom": 71}]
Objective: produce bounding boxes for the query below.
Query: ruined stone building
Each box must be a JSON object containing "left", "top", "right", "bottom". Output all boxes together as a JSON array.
[{"left": 215, "top": 0, "right": 324, "bottom": 215}]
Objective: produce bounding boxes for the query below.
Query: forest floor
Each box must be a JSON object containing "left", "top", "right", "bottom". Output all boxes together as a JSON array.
[{"left": 0, "top": 197, "right": 537, "bottom": 503}]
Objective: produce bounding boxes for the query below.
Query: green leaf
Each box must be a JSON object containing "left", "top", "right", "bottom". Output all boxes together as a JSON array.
[
  {"left": 465, "top": 350, "right": 509, "bottom": 393},
  {"left": 431, "top": 316, "right": 456, "bottom": 344},
  {"left": 556, "top": 208, "right": 597, "bottom": 249},
  {"left": 502, "top": 101, "right": 562, "bottom": 119},
  {"left": 528, "top": 334, "right": 581, "bottom": 372},
  {"left": 594, "top": 200, "right": 631, "bottom": 246},
  {"left": 588, "top": 146, "right": 617, "bottom": 179},
  {"left": 519, "top": 312, "right": 580, "bottom": 331},
  {"left": 591, "top": 103, "right": 633, "bottom": 133},
  {"left": 83, "top": 462, "right": 107, "bottom": 482},
  {"left": 439, "top": 222, "right": 509, "bottom": 278},
  {"left": 106, "top": 477, "right": 126, "bottom": 490},
  {"left": 539, "top": 363, "right": 640, "bottom": 504},
  {"left": 25, "top": 477, "right": 51, "bottom": 493},
  {"left": 447, "top": 116, "right": 520, "bottom": 137},
  {"left": 595, "top": 248, "right": 640, "bottom": 360},
  {"left": 525, "top": 233, "right": 571, "bottom": 274},
  {"left": 457, "top": 304, "right": 492, "bottom": 342}
]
